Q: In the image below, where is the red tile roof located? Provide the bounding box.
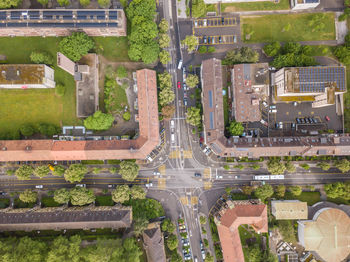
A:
[216,202,268,262]
[0,69,159,161]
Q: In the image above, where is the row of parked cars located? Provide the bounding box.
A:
[178,219,192,261]
[296,117,320,124]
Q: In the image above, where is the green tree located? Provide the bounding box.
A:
[242,185,254,195]
[159,87,175,106]
[159,33,170,48]
[15,165,34,180]
[186,74,199,88]
[55,84,66,97]
[59,32,95,62]
[300,163,310,170]
[334,159,350,173]
[223,47,259,65]
[123,111,131,121]
[247,247,261,262]
[267,160,286,175]
[263,41,281,57]
[70,187,95,206]
[6,236,48,262]
[84,111,114,131]
[19,190,37,203]
[133,217,149,236]
[166,234,178,250]
[98,0,110,7]
[112,185,131,203]
[208,46,216,53]
[121,237,143,262]
[30,51,53,65]
[226,121,244,136]
[254,184,274,201]
[317,161,331,171]
[141,40,160,64]
[37,0,48,5]
[250,164,260,170]
[130,185,146,199]
[34,165,50,178]
[119,161,139,181]
[53,188,70,204]
[275,185,286,198]
[0,0,22,8]
[117,66,128,78]
[159,50,170,64]
[158,72,172,89]
[126,0,156,21]
[46,235,81,262]
[20,125,34,137]
[191,0,206,18]
[52,165,65,176]
[200,216,207,224]
[198,46,207,54]
[57,0,70,6]
[205,253,214,262]
[161,105,175,119]
[181,35,198,52]
[161,218,175,232]
[158,18,169,33]
[186,107,201,126]
[289,185,302,196]
[324,182,350,200]
[64,164,88,183]
[284,161,296,173]
[80,0,90,6]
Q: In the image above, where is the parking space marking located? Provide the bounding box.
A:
[157,178,166,189]
[158,164,166,175]
[191,197,198,205]
[194,17,237,28]
[183,150,192,159]
[180,196,189,205]
[197,34,237,45]
[204,182,212,190]
[169,150,180,159]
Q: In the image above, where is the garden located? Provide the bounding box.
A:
[241,13,335,43]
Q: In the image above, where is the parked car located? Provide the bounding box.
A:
[183,83,188,91]
[194,173,202,177]
[203,36,207,44]
[325,115,330,121]
[219,36,222,43]
[203,19,207,27]
[291,123,296,129]
[76,184,86,188]
[233,35,237,43]
[304,117,309,124]
[270,105,276,109]
[35,185,43,189]
[170,120,175,128]
[145,183,153,188]
[207,36,211,44]
[203,146,211,155]
[262,101,268,107]
[222,17,225,24]
[279,122,283,129]
[296,118,301,124]
[184,98,188,106]
[216,175,223,179]
[269,109,277,113]
[194,20,198,27]
[184,91,187,98]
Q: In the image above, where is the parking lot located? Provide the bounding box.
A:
[193,16,240,46]
[268,101,343,136]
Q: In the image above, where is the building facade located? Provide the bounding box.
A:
[0,64,55,89]
[0,9,126,37]
[290,0,320,10]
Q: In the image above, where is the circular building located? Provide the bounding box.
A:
[298,207,350,262]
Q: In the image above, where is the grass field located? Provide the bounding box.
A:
[284,191,321,205]
[0,36,128,135]
[41,197,61,207]
[242,13,335,43]
[95,195,114,206]
[221,0,289,12]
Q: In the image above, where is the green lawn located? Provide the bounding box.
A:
[96,195,114,206]
[14,198,35,208]
[284,191,321,205]
[0,199,10,209]
[221,0,289,12]
[94,37,130,62]
[41,197,61,207]
[206,4,217,12]
[242,13,335,43]
[308,45,334,57]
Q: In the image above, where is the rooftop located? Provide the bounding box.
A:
[0,64,45,86]
[143,222,166,262]
[271,200,308,220]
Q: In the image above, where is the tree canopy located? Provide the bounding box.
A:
[223,47,259,65]
[161,218,175,233]
[34,165,50,178]
[284,161,296,173]
[161,105,175,119]
[15,165,34,180]
[112,185,131,203]
[0,0,22,8]
[267,160,286,175]
[166,234,178,250]
[158,72,172,89]
[186,107,201,127]
[324,182,350,200]
[317,161,331,171]
[254,184,274,201]
[289,185,302,196]
[70,187,95,206]
[130,185,146,199]
[53,188,71,204]
[30,51,54,65]
[53,165,66,176]
[158,18,169,33]
[84,111,114,131]
[159,50,170,64]
[19,190,38,203]
[191,0,206,18]
[186,74,199,88]
[275,185,286,198]
[59,32,95,62]
[263,42,281,57]
[119,161,140,181]
[159,34,170,48]
[226,121,244,136]
[64,164,88,183]
[334,159,350,173]
[159,87,175,106]
[181,35,199,53]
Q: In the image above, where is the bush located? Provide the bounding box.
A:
[6,169,15,176]
[30,51,53,65]
[105,65,116,79]
[123,111,131,121]
[52,165,65,176]
[300,163,310,170]
[55,84,65,97]
[200,216,207,224]
[117,66,128,78]
[80,0,90,6]
[20,125,34,137]
[207,46,215,53]
[198,46,207,54]
[223,165,230,170]
[57,0,70,6]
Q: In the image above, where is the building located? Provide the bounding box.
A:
[0,205,132,231]
[142,222,166,262]
[291,0,320,10]
[214,200,268,262]
[298,205,350,262]
[271,200,308,220]
[274,66,346,108]
[0,9,126,37]
[232,63,269,122]
[57,52,99,117]
[0,69,159,161]
[0,64,55,89]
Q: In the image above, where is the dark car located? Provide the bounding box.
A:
[194,173,202,177]
[207,36,211,44]
[222,17,225,24]
[219,36,222,43]
[304,117,309,123]
[296,118,301,124]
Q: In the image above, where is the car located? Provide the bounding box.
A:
[202,251,206,260]
[279,122,283,129]
[0,192,6,196]
[203,36,207,44]
[293,101,298,106]
[170,120,175,128]
[184,98,188,106]
[194,20,198,27]
[260,119,268,126]
[183,83,188,91]
[275,123,279,129]
[222,17,225,24]
[200,240,204,249]
[325,115,330,121]
[233,35,237,43]
[153,171,161,176]
[145,183,153,188]
[312,117,318,123]
[270,105,276,109]
[183,241,190,247]
[269,109,277,113]
[300,118,305,124]
[241,132,246,137]
[184,255,191,261]
[203,19,207,27]
[296,118,301,124]
[177,81,181,89]
[107,184,114,188]
[308,117,313,123]
[194,173,202,177]
[207,36,211,44]
[262,101,268,107]
[35,185,43,189]
[216,175,223,179]
[184,91,187,98]
[203,146,211,155]
[219,36,222,43]
[234,175,240,179]
[304,117,309,124]
[291,123,296,129]
[254,129,259,136]
[76,184,86,188]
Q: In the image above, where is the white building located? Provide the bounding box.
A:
[0,64,55,89]
[290,0,320,10]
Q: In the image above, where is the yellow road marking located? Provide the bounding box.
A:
[191,197,198,205]
[157,178,166,189]
[203,168,211,179]
[311,111,314,115]
[180,197,188,205]
[158,165,166,175]
[298,112,301,115]
[169,150,180,159]
[183,150,192,159]
[204,182,212,190]
[286,112,289,115]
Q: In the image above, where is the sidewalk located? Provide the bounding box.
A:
[177,0,188,19]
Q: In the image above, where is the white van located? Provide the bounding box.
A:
[178,59,183,70]
[171,133,175,144]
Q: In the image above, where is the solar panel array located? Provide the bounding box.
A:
[298,67,345,93]
[0,9,119,28]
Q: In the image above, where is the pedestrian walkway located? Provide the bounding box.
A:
[180,196,189,205]
[191,196,198,205]
[183,150,193,159]
[158,178,166,189]
[203,168,211,179]
[169,150,180,159]
[204,181,212,190]
[177,0,187,18]
[158,164,166,175]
